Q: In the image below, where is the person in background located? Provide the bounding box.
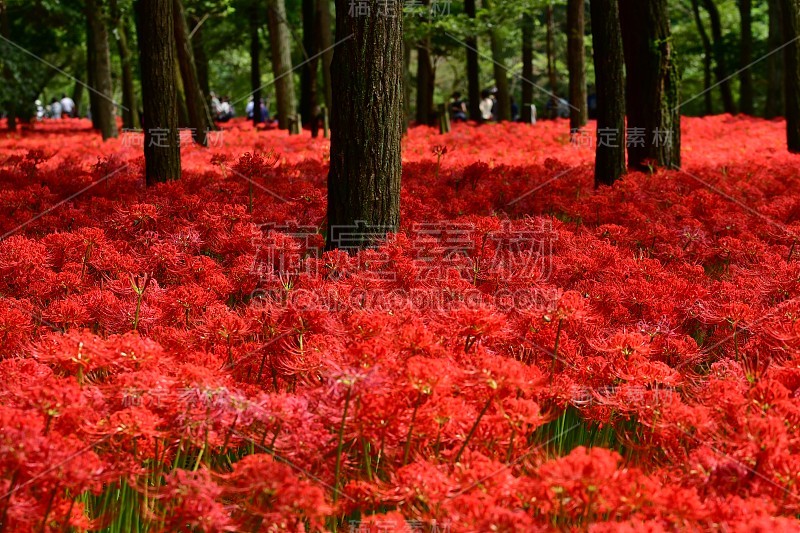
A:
[510,97,520,122]
[34,100,45,120]
[49,97,62,119]
[449,92,467,122]
[60,93,75,118]
[479,90,494,122]
[210,91,222,119]
[245,97,255,119]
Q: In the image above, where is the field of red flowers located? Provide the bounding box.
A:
[1,115,800,531]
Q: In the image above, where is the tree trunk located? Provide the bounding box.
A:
[691,0,714,115]
[86,0,118,140]
[619,0,680,169]
[135,0,181,185]
[300,0,319,126]
[175,57,190,128]
[780,0,800,152]
[701,0,736,114]
[86,17,101,130]
[766,0,784,118]
[174,0,211,145]
[190,15,210,98]
[0,0,15,130]
[266,0,296,129]
[546,3,558,107]
[591,0,626,187]
[415,5,435,126]
[327,0,403,250]
[484,0,510,121]
[116,18,140,129]
[521,12,534,122]
[72,74,85,118]
[738,0,754,115]
[567,0,587,130]
[250,2,263,127]
[317,0,333,111]
[465,0,481,121]
[403,37,411,132]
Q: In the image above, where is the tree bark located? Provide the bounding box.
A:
[591,0,626,187]
[190,15,210,98]
[546,2,558,108]
[266,0,297,129]
[86,0,118,139]
[521,12,534,122]
[327,0,403,250]
[116,18,140,129]
[567,0,587,129]
[485,0,510,121]
[415,3,435,125]
[780,0,800,152]
[738,0,754,115]
[317,0,333,111]
[300,0,320,127]
[0,0,16,130]
[691,0,714,115]
[86,16,101,130]
[701,0,736,114]
[135,0,181,185]
[174,0,211,145]
[465,0,481,121]
[619,0,680,169]
[250,1,264,127]
[766,0,784,118]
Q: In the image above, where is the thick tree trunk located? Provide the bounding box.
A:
[766,0,784,118]
[116,19,139,129]
[591,0,626,187]
[174,0,211,145]
[546,3,558,106]
[465,0,481,121]
[619,0,680,169]
[415,7,435,126]
[250,2,263,127]
[691,0,714,115]
[300,0,319,126]
[780,0,800,152]
[567,0,587,130]
[521,12,534,123]
[135,0,181,185]
[317,0,333,111]
[701,0,736,114]
[266,0,296,129]
[327,0,403,250]
[738,0,754,115]
[86,0,118,140]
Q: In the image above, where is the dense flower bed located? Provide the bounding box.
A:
[1,116,800,531]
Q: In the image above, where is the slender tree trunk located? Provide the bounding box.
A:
[327,0,403,250]
[86,17,101,130]
[175,57,190,128]
[780,0,800,152]
[174,0,210,145]
[403,37,412,132]
[738,0,754,114]
[465,0,481,121]
[484,0,510,121]
[546,2,558,111]
[766,0,784,118]
[591,0,626,187]
[135,0,181,185]
[86,0,118,139]
[266,0,297,129]
[567,0,587,129]
[317,0,333,111]
[116,19,140,129]
[250,2,263,127]
[416,4,435,125]
[0,0,16,130]
[72,74,85,118]
[300,0,319,126]
[521,12,534,122]
[619,0,680,169]
[190,15,210,98]
[691,0,714,115]
[701,0,736,114]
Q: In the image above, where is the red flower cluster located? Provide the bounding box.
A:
[0,115,799,531]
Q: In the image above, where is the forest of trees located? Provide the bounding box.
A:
[1,0,800,246]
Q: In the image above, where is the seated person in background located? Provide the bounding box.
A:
[449,92,468,121]
[479,90,494,122]
[60,94,75,118]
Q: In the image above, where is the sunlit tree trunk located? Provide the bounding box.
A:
[327,0,402,250]
[591,0,626,186]
[135,0,181,184]
[266,0,296,129]
[567,0,587,130]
